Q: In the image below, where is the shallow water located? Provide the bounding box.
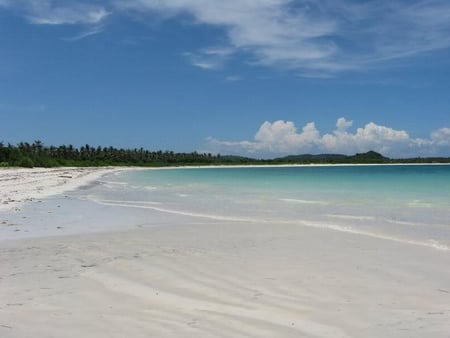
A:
[85,165,450,251]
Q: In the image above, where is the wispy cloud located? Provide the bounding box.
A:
[29,1,109,25]
[224,75,243,82]
[3,1,450,75]
[114,0,450,75]
[183,47,235,70]
[206,118,450,158]
[62,26,105,41]
[2,0,109,25]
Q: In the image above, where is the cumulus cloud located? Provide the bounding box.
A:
[254,121,321,153]
[336,117,353,132]
[206,118,450,158]
[431,128,450,146]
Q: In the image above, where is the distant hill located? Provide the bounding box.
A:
[349,151,390,163]
[274,151,389,164]
[274,154,348,162]
[217,155,256,163]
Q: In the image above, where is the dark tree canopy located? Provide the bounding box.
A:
[0,141,448,168]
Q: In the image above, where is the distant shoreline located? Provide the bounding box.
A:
[2,161,450,171]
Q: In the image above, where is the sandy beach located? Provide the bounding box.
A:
[0,167,122,212]
[1,167,449,337]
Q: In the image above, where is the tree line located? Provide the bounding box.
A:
[1,141,449,168]
[0,141,225,167]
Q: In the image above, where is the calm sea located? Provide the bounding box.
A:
[92,165,450,251]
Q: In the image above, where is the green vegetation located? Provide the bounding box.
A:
[0,141,222,167]
[0,141,449,168]
[274,151,450,164]
[276,151,389,164]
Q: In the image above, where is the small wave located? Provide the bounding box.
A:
[103,181,129,186]
[326,214,375,221]
[96,199,162,205]
[366,218,448,228]
[407,200,433,208]
[385,219,424,226]
[280,198,328,205]
[101,181,131,190]
[300,221,449,252]
[429,240,450,251]
[90,198,259,223]
[89,197,449,252]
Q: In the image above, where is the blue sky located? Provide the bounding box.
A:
[1,0,450,158]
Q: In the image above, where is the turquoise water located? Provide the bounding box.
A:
[91,165,450,250]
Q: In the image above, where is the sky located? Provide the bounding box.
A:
[1,0,450,158]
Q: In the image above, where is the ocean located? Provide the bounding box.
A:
[90,164,450,251]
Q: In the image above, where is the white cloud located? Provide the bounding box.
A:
[206,118,450,158]
[29,2,109,25]
[336,117,353,131]
[3,0,109,25]
[183,47,235,70]
[253,120,321,153]
[3,1,450,74]
[114,0,450,75]
[62,26,105,41]
[115,0,339,72]
[431,128,450,146]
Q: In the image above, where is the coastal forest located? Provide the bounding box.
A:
[0,141,449,167]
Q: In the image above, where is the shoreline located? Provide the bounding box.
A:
[0,167,133,212]
[144,162,450,170]
[1,163,448,211]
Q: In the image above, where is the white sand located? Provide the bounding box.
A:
[0,167,121,212]
[1,168,449,337]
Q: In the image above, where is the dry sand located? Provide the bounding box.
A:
[0,167,120,212]
[1,167,449,337]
